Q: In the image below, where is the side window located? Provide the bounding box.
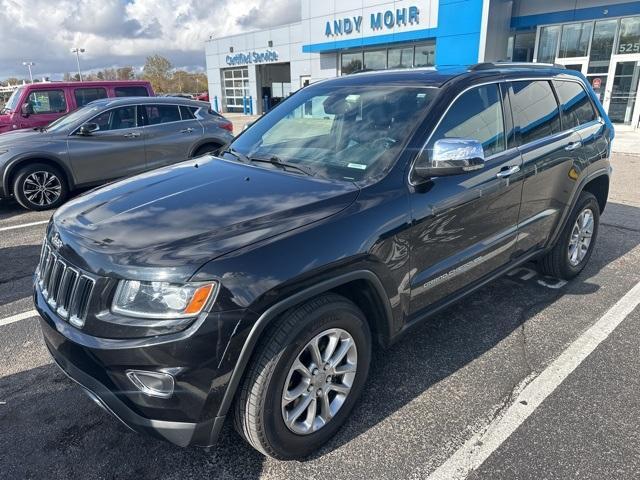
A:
[553,80,597,129]
[114,86,149,97]
[27,90,67,114]
[180,105,196,120]
[510,81,561,145]
[74,88,107,107]
[429,84,506,158]
[90,106,137,131]
[145,105,182,125]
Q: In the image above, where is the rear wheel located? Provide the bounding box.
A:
[538,191,600,279]
[234,293,371,459]
[13,163,68,211]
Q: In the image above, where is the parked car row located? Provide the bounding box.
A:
[0,96,233,210]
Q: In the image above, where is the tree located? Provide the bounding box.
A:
[142,55,173,93]
[96,71,104,80]
[116,66,134,80]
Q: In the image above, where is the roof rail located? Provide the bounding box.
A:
[469,62,566,71]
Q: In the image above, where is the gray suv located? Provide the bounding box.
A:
[0,97,234,210]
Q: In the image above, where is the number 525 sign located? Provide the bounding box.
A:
[618,42,640,54]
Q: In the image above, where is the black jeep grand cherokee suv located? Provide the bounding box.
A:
[35,63,613,459]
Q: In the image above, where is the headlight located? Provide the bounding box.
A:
[112,280,217,319]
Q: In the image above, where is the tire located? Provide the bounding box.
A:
[538,191,600,280]
[193,143,222,157]
[13,163,68,211]
[234,293,371,459]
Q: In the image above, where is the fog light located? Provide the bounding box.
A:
[126,370,175,398]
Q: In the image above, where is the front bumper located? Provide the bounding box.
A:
[35,285,249,447]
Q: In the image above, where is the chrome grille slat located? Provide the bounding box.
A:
[36,240,94,326]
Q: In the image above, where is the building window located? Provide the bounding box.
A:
[589,19,617,73]
[559,22,593,58]
[414,43,435,67]
[341,52,363,75]
[222,67,249,113]
[508,32,535,62]
[388,47,413,68]
[618,16,640,54]
[364,49,387,70]
[538,25,561,63]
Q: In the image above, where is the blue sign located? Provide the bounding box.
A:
[325,6,419,37]
[226,49,278,66]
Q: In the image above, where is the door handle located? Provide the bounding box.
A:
[180,128,194,134]
[496,165,520,178]
[565,141,582,151]
[124,132,140,138]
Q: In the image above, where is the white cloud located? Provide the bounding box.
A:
[0,0,301,79]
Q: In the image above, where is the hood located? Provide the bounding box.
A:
[0,127,51,145]
[53,157,359,281]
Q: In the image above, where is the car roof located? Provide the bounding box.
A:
[320,63,573,88]
[19,81,151,89]
[87,96,207,108]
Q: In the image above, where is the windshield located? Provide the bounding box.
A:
[2,87,24,114]
[229,83,438,184]
[45,105,101,132]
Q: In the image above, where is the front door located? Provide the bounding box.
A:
[408,83,523,317]
[66,105,147,185]
[604,58,640,126]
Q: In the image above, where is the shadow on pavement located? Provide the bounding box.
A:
[0,244,42,305]
[0,203,638,478]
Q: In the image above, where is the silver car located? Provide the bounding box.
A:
[0,97,234,210]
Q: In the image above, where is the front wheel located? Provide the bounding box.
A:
[234,293,371,459]
[538,191,600,279]
[13,163,68,211]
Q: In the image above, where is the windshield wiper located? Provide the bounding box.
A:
[249,155,314,176]
[222,147,250,163]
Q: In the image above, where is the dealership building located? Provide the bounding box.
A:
[205,0,640,126]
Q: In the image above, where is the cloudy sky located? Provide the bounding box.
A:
[0,0,301,80]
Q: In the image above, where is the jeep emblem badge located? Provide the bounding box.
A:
[51,233,63,250]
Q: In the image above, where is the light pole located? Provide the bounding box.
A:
[70,48,85,81]
[22,62,35,83]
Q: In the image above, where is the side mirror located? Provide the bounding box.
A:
[413,138,485,179]
[21,103,33,117]
[78,123,99,136]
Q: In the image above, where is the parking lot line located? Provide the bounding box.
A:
[427,279,640,480]
[0,220,49,233]
[0,310,38,327]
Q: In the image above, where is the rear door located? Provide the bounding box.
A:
[142,104,203,170]
[408,82,524,316]
[66,105,147,185]
[508,80,584,255]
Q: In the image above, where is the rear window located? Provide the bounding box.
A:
[145,105,181,125]
[74,87,107,107]
[510,80,561,145]
[114,86,149,97]
[553,80,597,129]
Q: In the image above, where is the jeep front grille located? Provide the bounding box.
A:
[37,242,95,328]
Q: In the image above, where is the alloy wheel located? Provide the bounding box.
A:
[281,328,358,435]
[568,208,594,266]
[22,171,62,207]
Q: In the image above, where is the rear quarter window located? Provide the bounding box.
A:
[553,80,597,129]
[509,80,561,145]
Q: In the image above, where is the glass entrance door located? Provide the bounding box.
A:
[606,59,640,125]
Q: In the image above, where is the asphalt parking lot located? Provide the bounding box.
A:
[1,153,639,480]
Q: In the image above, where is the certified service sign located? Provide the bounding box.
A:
[226,50,279,66]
